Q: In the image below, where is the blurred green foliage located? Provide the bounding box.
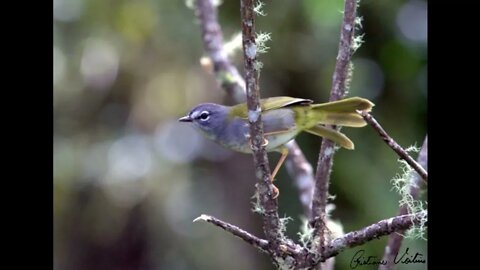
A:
[54,0,427,269]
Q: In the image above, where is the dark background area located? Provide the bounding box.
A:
[54,0,427,269]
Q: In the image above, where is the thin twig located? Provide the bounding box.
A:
[310,0,358,257]
[319,211,427,262]
[379,135,427,270]
[193,214,269,253]
[194,0,315,219]
[359,111,428,182]
[241,0,282,257]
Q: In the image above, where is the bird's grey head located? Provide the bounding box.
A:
[178,103,228,140]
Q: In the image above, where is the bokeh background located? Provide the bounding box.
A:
[54,0,427,269]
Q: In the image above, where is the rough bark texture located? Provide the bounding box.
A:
[240,0,282,259]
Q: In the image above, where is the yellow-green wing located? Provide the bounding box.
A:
[229,96,312,119]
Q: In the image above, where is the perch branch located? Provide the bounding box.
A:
[310,0,357,257]
[379,135,427,270]
[194,0,315,219]
[359,111,428,182]
[241,0,282,256]
[193,214,269,253]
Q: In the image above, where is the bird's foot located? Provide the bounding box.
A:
[248,137,269,150]
[262,138,269,147]
[271,183,279,199]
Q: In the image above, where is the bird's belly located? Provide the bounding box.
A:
[230,129,298,153]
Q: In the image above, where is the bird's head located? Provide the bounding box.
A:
[178,103,229,140]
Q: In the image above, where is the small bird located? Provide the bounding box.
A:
[179,96,374,198]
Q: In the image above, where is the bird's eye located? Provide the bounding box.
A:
[199,111,210,121]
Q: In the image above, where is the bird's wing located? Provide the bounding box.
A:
[261,96,313,111]
[229,96,312,119]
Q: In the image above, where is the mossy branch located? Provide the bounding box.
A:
[193,211,427,269]
[240,0,285,262]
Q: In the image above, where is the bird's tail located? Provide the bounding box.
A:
[304,125,355,149]
[310,97,374,127]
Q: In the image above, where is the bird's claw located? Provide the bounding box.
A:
[271,183,280,199]
[249,137,269,149]
[262,138,269,147]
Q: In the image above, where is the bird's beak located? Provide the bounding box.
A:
[178,115,192,122]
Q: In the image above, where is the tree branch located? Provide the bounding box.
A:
[241,0,282,257]
[319,211,427,262]
[192,210,427,269]
[379,135,427,270]
[195,0,246,102]
[192,2,426,269]
[310,0,357,256]
[193,210,427,269]
[194,0,315,219]
[193,214,269,253]
[359,111,428,182]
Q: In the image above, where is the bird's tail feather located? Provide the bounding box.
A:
[304,125,354,149]
[312,97,374,112]
[310,97,374,127]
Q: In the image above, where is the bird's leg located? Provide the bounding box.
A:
[261,130,292,199]
[271,147,288,180]
[250,130,291,199]
[270,147,289,199]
